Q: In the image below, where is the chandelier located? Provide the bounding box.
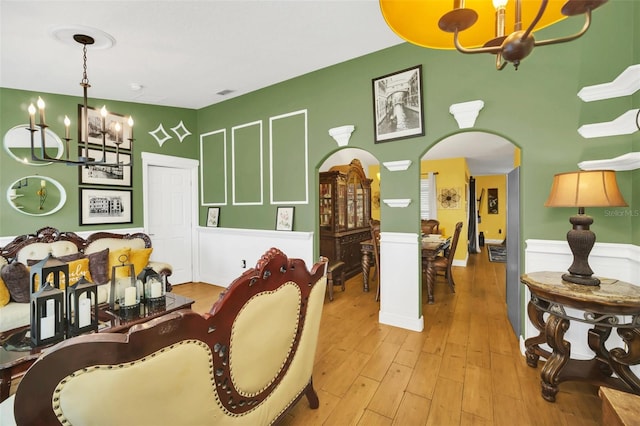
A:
[379,0,608,71]
[27,34,133,166]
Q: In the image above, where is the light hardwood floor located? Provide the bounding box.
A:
[172,246,603,425]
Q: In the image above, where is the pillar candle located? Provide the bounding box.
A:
[79,298,91,328]
[46,298,55,317]
[150,280,162,298]
[124,286,137,306]
[41,315,55,340]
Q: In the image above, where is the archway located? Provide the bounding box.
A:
[420,131,522,335]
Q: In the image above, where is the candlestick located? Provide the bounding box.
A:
[37,97,46,126]
[28,104,36,129]
[79,298,91,328]
[64,115,70,139]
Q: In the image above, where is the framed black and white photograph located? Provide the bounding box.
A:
[488,188,499,214]
[372,65,424,143]
[79,188,132,225]
[79,105,132,150]
[207,207,220,227]
[78,149,132,187]
[275,206,294,231]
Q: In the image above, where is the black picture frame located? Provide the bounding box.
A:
[488,188,499,214]
[79,188,133,225]
[207,207,220,227]
[78,148,132,187]
[275,206,294,231]
[78,105,132,150]
[372,65,424,143]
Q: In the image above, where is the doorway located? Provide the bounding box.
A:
[142,152,199,284]
[421,131,521,336]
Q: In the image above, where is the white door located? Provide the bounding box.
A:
[144,155,197,284]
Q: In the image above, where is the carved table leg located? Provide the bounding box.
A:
[524,299,549,368]
[610,328,640,393]
[540,314,571,402]
[361,251,371,292]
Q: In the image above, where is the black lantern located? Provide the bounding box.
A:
[66,276,99,337]
[30,254,69,293]
[109,254,139,319]
[137,267,166,309]
[30,282,65,346]
[29,255,69,346]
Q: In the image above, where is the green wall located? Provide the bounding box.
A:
[196,1,637,245]
[0,88,197,235]
[1,1,637,249]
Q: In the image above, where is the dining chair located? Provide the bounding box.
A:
[370,220,381,302]
[421,219,440,235]
[431,221,463,293]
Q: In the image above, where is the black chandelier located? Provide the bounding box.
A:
[27,34,133,167]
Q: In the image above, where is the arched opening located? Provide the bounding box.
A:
[420,131,522,334]
[318,147,380,300]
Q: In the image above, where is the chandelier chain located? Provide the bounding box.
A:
[81,43,89,87]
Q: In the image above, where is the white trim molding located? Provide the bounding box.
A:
[449,100,484,129]
[577,64,640,102]
[383,160,412,171]
[577,109,639,138]
[382,198,411,208]
[578,152,640,171]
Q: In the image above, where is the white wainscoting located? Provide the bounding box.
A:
[378,232,424,332]
[524,239,640,376]
[195,227,314,287]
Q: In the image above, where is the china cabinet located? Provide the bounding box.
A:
[320,159,372,279]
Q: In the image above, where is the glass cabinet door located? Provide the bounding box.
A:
[337,180,346,230]
[319,183,332,229]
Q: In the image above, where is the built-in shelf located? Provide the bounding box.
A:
[577,64,640,102]
[578,152,640,171]
[578,109,639,138]
[382,198,411,208]
[383,160,411,171]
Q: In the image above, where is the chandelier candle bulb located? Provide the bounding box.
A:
[28,104,35,129]
[37,97,45,125]
[128,116,134,140]
[64,115,70,139]
[100,106,107,130]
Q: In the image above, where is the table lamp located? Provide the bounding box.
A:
[544,170,627,286]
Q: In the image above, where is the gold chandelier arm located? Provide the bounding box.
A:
[533,10,592,47]
[495,53,508,71]
[520,0,549,41]
[452,29,501,55]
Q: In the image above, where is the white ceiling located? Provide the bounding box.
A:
[1,0,514,175]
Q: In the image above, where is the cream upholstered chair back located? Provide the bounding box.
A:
[8,248,327,426]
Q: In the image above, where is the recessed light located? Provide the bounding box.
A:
[130,83,143,91]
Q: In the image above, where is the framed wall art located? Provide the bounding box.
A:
[488,188,499,214]
[207,207,220,227]
[79,188,132,225]
[78,148,132,186]
[275,206,294,231]
[78,105,132,150]
[372,65,424,143]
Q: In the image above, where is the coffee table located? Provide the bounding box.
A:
[0,292,194,401]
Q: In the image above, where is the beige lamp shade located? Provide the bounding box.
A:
[544,170,628,208]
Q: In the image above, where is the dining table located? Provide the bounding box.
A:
[359,235,450,303]
[422,236,450,304]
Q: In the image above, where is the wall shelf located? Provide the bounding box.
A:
[578,152,640,171]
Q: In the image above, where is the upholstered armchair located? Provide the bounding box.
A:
[0,248,327,425]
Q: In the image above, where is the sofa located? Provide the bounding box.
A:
[0,227,172,334]
[0,248,328,425]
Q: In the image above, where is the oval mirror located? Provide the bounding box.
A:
[7,176,67,216]
[3,124,65,166]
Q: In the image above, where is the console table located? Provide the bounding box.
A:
[521,271,640,402]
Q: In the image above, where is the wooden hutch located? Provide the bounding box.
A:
[319,159,372,279]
